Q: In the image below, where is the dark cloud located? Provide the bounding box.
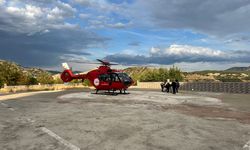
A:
[224,36,250,44]
[0,0,108,67]
[0,29,107,67]
[104,54,226,65]
[132,0,250,37]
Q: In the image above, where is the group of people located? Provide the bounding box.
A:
[160,79,180,94]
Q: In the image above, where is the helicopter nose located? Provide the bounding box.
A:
[124,78,133,86]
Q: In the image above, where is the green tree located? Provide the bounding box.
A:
[83,79,92,86]
[36,72,54,84]
[0,77,4,88]
[0,61,22,85]
[53,77,63,84]
[139,66,183,82]
[158,68,169,81]
[168,66,183,81]
[28,77,38,85]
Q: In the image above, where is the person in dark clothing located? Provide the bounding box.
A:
[176,79,180,93]
[160,82,166,92]
[165,82,171,93]
[171,80,177,94]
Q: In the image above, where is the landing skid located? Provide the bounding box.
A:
[91,89,130,95]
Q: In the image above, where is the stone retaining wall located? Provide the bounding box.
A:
[180,82,250,94]
[1,82,249,94]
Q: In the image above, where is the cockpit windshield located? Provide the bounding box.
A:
[117,73,130,81]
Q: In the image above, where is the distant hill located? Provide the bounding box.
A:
[124,66,250,82]
[0,60,55,86]
[124,66,183,82]
[124,67,152,79]
[1,59,249,85]
[225,66,250,72]
[47,70,61,75]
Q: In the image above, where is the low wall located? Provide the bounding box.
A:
[133,82,162,89]
[1,82,249,94]
[180,82,250,94]
[0,83,86,93]
[133,81,250,94]
[132,81,185,89]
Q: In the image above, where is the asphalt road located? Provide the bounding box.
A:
[0,89,250,150]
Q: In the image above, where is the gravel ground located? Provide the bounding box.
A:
[0,89,250,150]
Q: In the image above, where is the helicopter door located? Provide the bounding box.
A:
[109,73,122,88]
[110,73,120,83]
[98,74,111,87]
[109,73,120,86]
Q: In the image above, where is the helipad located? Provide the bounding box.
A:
[0,89,250,150]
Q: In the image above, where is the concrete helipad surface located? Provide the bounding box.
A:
[0,89,250,150]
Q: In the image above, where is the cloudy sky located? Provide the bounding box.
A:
[0,0,250,71]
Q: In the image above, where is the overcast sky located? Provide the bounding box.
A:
[0,0,250,71]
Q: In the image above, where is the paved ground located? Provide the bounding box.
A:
[0,89,250,150]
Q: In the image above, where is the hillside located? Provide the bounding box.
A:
[0,60,55,87]
[123,67,152,81]
[1,59,249,86]
[124,66,250,82]
[124,66,183,82]
[225,66,250,72]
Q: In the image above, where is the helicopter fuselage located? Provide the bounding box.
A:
[61,65,134,92]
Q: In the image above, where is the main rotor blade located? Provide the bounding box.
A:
[67,60,101,64]
[68,59,119,66]
[96,59,119,65]
[96,59,105,64]
[109,63,119,65]
[97,59,110,65]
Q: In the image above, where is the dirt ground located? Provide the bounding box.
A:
[0,89,250,150]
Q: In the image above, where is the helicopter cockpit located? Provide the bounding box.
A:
[116,72,133,86]
[98,72,132,86]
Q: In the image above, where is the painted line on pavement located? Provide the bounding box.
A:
[243,140,250,150]
[1,98,79,150]
[0,102,15,111]
[40,127,80,150]
[0,90,63,101]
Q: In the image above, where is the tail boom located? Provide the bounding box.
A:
[61,69,86,82]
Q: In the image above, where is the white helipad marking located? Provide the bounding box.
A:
[58,91,223,106]
[9,107,15,111]
[0,102,15,111]
[40,127,80,150]
[1,99,79,150]
[243,140,250,150]
[1,102,8,107]
[24,117,36,123]
[0,90,62,101]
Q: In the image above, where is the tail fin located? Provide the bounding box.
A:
[60,62,87,82]
[62,62,70,70]
[61,62,74,82]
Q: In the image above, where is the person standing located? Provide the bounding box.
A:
[165,82,171,93]
[160,81,166,92]
[171,80,177,94]
[176,79,180,93]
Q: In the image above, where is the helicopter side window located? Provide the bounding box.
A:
[99,74,110,82]
[110,73,120,82]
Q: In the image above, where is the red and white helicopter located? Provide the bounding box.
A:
[61,59,134,94]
